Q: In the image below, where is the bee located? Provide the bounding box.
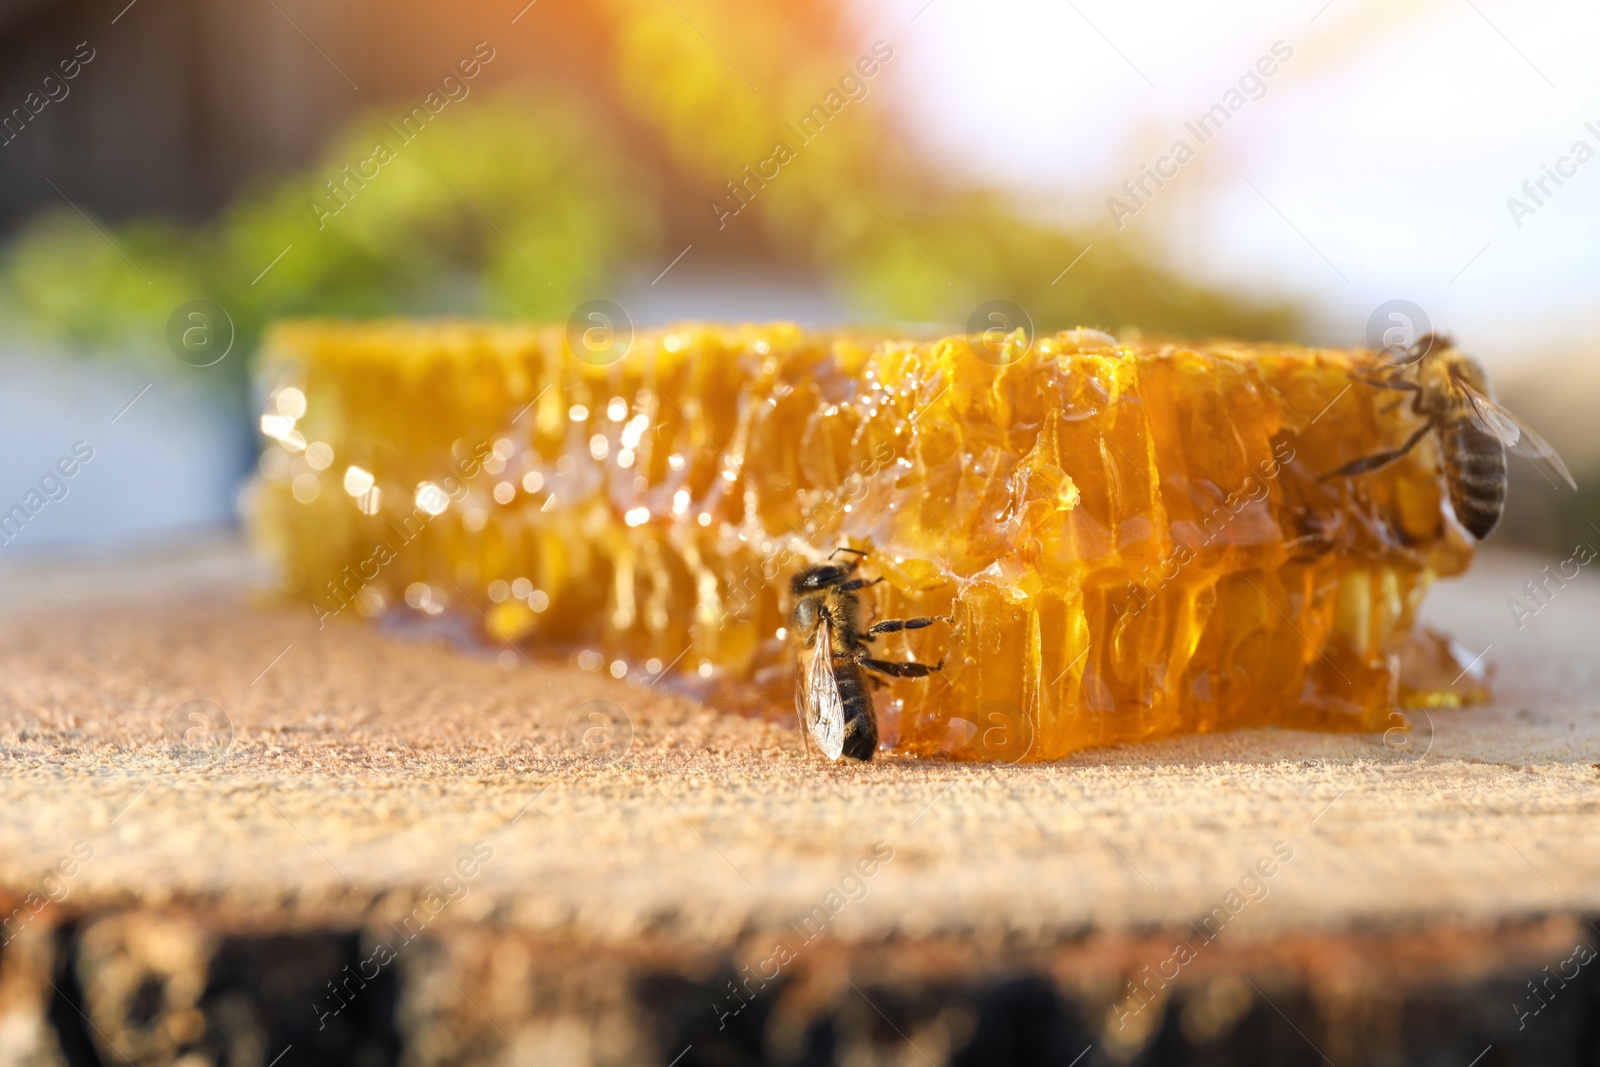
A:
[790,548,947,761]
[1326,333,1576,539]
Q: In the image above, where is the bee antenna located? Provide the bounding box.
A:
[1378,344,1425,370]
[829,546,869,560]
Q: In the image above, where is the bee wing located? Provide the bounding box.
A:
[1450,372,1521,447]
[1508,418,1579,490]
[1452,373,1578,490]
[797,624,845,761]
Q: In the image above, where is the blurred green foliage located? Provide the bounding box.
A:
[0,92,654,371]
[0,0,1297,380]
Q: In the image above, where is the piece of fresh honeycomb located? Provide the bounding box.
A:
[248,321,1484,761]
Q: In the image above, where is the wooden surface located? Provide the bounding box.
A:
[2,538,1597,943]
[4,539,1600,1065]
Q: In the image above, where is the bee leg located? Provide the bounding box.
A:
[862,657,944,678]
[1320,420,1436,480]
[837,577,884,594]
[866,615,949,636]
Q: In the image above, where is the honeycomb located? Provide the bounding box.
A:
[248,321,1483,761]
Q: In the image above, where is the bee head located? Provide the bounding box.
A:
[1407,331,1456,364]
[791,563,849,595]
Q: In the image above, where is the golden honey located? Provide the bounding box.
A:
[248,321,1481,760]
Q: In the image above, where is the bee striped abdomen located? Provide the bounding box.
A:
[1445,419,1507,539]
[833,659,879,761]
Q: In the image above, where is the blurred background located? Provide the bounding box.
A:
[0,0,1594,556]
